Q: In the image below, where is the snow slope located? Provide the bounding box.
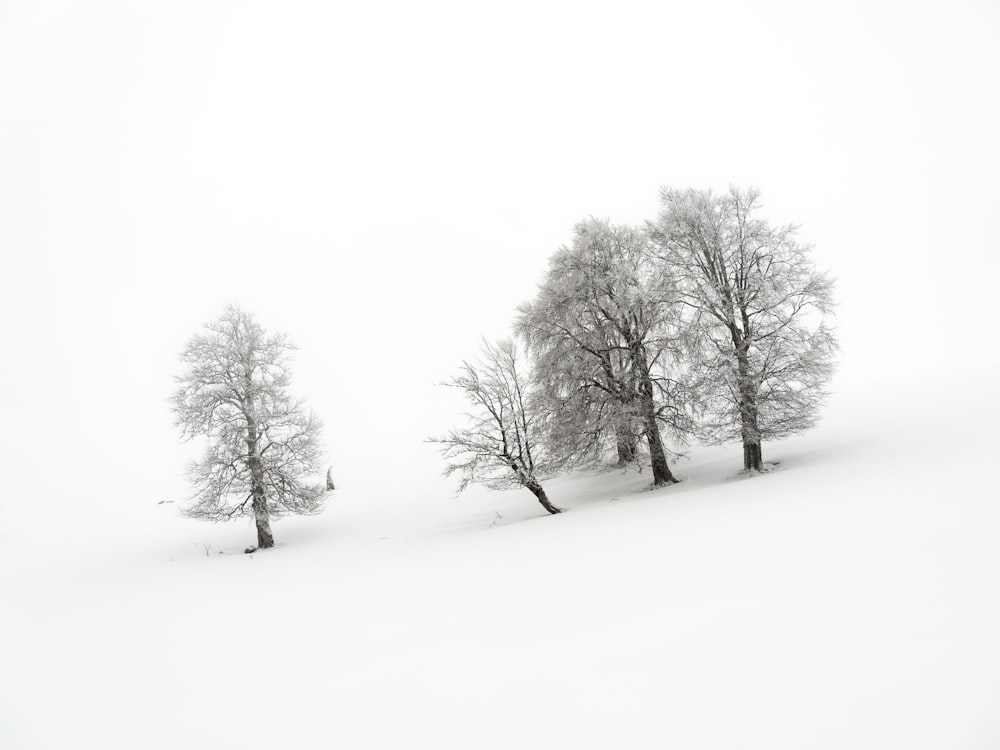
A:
[2,371,999,749]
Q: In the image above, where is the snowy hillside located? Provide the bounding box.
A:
[2,3,998,746]
[3,371,998,749]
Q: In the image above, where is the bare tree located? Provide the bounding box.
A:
[432,338,564,514]
[172,306,326,549]
[651,187,837,472]
[517,218,687,486]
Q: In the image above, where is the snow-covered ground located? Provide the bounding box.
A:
[3,370,998,749]
[2,1,997,746]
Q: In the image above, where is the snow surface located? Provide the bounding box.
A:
[3,371,999,749]
[2,1,998,747]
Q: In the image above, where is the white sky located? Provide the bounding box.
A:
[1,0,998,530]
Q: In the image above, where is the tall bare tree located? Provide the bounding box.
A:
[517,218,686,486]
[172,306,326,549]
[432,338,564,514]
[651,187,837,471]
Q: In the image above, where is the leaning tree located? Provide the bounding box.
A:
[432,338,565,514]
[651,186,837,472]
[172,306,326,549]
[517,218,687,487]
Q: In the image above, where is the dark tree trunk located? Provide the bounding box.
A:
[739,393,763,472]
[632,344,678,487]
[735,347,763,473]
[247,416,275,549]
[743,441,763,472]
[643,415,677,486]
[526,482,564,514]
[615,427,638,466]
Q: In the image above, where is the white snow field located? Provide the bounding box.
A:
[2,0,998,747]
[2,370,998,750]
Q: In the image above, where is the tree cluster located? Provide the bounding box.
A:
[434,186,837,513]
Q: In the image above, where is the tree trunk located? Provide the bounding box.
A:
[632,345,678,487]
[247,416,275,548]
[740,399,764,472]
[743,440,763,472]
[615,426,638,466]
[253,492,274,548]
[644,414,677,486]
[526,481,563,514]
[736,348,764,473]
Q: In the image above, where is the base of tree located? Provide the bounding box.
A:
[743,441,764,473]
[527,483,564,514]
[244,546,256,554]
[255,514,275,549]
[538,499,565,514]
[737,461,782,478]
[651,475,681,488]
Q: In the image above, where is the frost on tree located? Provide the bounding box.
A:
[517,219,689,487]
[172,306,326,549]
[432,338,565,515]
[651,187,837,472]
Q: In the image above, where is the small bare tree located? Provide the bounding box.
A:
[651,187,837,471]
[432,339,564,514]
[172,306,326,549]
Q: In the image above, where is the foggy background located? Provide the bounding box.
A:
[1,0,997,544]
